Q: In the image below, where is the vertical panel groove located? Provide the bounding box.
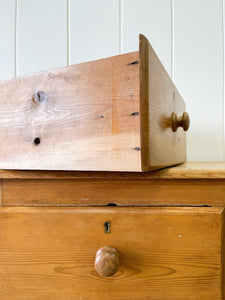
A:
[15,0,18,76]
[122,0,171,75]
[119,0,122,54]
[67,0,70,65]
[171,0,174,80]
[223,0,225,161]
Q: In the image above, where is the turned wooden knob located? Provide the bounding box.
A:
[172,112,190,132]
[95,246,120,277]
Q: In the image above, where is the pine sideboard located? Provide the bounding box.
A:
[0,162,224,299]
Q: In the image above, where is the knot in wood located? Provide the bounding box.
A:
[34,91,47,103]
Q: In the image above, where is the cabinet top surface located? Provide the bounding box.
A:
[0,162,225,180]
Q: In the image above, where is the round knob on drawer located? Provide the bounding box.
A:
[172,112,190,132]
[95,246,120,277]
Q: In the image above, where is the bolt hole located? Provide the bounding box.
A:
[104,221,111,233]
[131,112,139,116]
[128,60,139,65]
[34,137,41,145]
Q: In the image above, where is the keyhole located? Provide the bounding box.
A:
[104,221,111,233]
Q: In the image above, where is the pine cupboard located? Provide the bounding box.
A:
[0,162,224,299]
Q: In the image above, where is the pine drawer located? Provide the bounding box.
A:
[0,207,223,299]
[0,35,189,172]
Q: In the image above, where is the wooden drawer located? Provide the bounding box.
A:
[0,207,223,299]
[3,177,225,207]
[0,34,189,172]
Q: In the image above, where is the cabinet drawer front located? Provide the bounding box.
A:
[0,207,223,299]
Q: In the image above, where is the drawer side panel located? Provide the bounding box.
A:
[0,52,140,171]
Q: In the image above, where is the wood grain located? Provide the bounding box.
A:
[0,34,189,172]
[139,34,187,171]
[0,51,140,171]
[0,162,225,180]
[3,178,225,207]
[222,208,225,299]
[0,207,222,299]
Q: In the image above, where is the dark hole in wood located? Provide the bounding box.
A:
[128,60,139,65]
[104,221,111,233]
[107,203,117,206]
[131,112,139,116]
[134,147,141,151]
[34,137,41,145]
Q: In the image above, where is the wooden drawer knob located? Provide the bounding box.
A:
[95,246,120,277]
[172,112,190,132]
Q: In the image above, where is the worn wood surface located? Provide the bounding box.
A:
[0,207,222,299]
[0,34,189,172]
[3,178,225,207]
[222,209,225,299]
[0,51,141,171]
[139,34,187,171]
[0,162,225,180]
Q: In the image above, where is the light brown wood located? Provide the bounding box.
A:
[0,52,141,171]
[0,207,222,299]
[0,34,188,172]
[95,246,120,277]
[139,34,187,171]
[0,162,225,179]
[3,178,225,207]
[222,210,225,299]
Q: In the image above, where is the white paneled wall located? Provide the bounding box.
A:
[0,0,224,161]
[173,0,224,161]
[0,0,15,79]
[122,0,172,75]
[70,0,120,64]
[17,0,67,75]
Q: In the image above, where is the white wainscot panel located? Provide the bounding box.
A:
[174,0,223,161]
[70,0,120,64]
[0,0,15,81]
[122,0,172,75]
[17,0,67,75]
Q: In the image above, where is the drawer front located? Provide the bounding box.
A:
[0,207,223,299]
[3,178,225,207]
